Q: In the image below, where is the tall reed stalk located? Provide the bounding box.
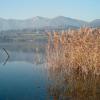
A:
[46,28,100,100]
[47,28,100,76]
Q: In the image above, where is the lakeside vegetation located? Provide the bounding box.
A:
[46,28,100,99]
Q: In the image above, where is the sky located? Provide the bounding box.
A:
[0,0,100,21]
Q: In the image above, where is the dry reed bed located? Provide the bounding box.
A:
[46,28,100,99]
[47,28,100,76]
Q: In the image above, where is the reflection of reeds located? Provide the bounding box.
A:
[46,28,100,100]
[48,71,100,100]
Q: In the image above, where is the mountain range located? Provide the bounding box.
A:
[0,16,100,31]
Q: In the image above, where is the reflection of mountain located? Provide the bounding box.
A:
[0,16,100,31]
[8,51,45,64]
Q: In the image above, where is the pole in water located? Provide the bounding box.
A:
[0,48,10,65]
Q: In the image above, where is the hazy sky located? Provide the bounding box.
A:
[0,0,100,21]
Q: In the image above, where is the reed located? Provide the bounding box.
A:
[46,28,100,99]
[46,27,100,76]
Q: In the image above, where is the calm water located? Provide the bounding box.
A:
[0,44,100,100]
[0,62,49,100]
[0,44,52,100]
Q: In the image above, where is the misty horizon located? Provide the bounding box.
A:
[0,16,100,22]
[0,0,100,21]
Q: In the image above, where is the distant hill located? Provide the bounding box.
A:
[89,19,100,28]
[0,16,100,31]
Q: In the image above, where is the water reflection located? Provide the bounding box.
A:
[0,42,46,65]
[0,44,100,100]
[0,44,49,100]
[47,69,100,100]
[0,47,45,65]
[0,62,48,100]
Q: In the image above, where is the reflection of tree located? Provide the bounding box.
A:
[34,47,44,64]
[47,69,100,100]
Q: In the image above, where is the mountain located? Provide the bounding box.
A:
[0,16,100,31]
[89,19,100,28]
[48,16,87,27]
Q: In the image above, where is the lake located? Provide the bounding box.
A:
[0,43,100,100]
[0,43,53,100]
